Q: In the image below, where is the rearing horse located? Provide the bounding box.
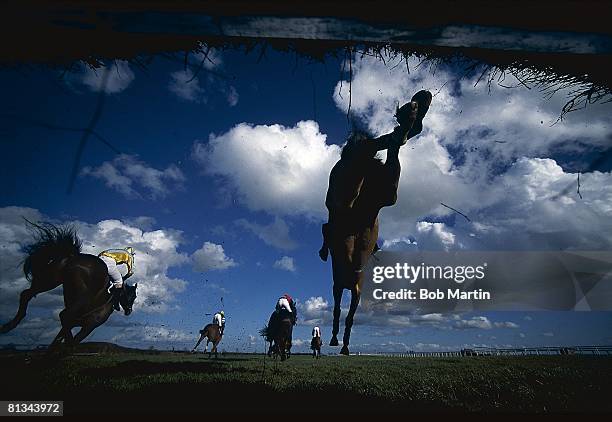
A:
[0,220,137,348]
[322,91,432,355]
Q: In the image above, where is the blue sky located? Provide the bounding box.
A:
[1,47,611,353]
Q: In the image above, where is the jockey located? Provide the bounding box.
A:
[312,326,321,339]
[276,294,297,325]
[213,310,225,336]
[98,246,135,311]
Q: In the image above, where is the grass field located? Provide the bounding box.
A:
[1,345,612,414]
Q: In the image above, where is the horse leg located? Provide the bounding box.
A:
[0,288,39,334]
[340,287,361,355]
[49,327,67,349]
[71,309,110,345]
[57,290,94,338]
[329,284,343,346]
[192,335,204,353]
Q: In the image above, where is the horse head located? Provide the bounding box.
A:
[120,283,137,316]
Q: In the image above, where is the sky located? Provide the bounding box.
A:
[1,46,611,353]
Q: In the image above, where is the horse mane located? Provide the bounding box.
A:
[22,218,82,282]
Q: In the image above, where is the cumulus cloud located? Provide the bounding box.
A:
[299,296,331,325]
[273,256,296,272]
[81,154,185,200]
[235,217,297,250]
[192,242,237,271]
[79,61,135,94]
[454,316,493,329]
[192,121,340,220]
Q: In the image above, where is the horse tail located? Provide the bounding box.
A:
[22,219,82,283]
[259,324,272,343]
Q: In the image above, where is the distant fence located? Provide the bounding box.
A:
[364,345,612,357]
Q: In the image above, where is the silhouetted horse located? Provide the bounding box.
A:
[0,221,137,349]
[311,336,322,358]
[322,91,432,355]
[262,310,293,361]
[192,323,223,357]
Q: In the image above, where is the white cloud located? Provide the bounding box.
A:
[494,321,519,328]
[543,332,555,337]
[273,256,296,272]
[192,121,340,220]
[168,69,205,102]
[415,221,458,250]
[299,296,331,325]
[235,217,297,250]
[81,154,185,200]
[454,316,493,329]
[292,338,307,347]
[192,242,237,271]
[80,61,135,94]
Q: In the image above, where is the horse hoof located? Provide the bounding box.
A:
[340,345,350,355]
[329,336,339,346]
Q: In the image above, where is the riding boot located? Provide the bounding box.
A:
[111,288,121,311]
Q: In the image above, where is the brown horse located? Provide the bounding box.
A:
[0,221,137,349]
[271,316,293,361]
[322,91,432,355]
[262,311,293,361]
[311,336,322,358]
[192,323,223,357]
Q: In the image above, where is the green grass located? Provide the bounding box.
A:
[1,350,611,413]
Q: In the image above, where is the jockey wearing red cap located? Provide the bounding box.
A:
[276,293,297,325]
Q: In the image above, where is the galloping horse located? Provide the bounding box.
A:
[322,91,432,355]
[192,323,223,357]
[271,316,293,361]
[262,310,293,361]
[0,221,137,348]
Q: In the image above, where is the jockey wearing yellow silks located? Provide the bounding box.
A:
[98,246,135,311]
